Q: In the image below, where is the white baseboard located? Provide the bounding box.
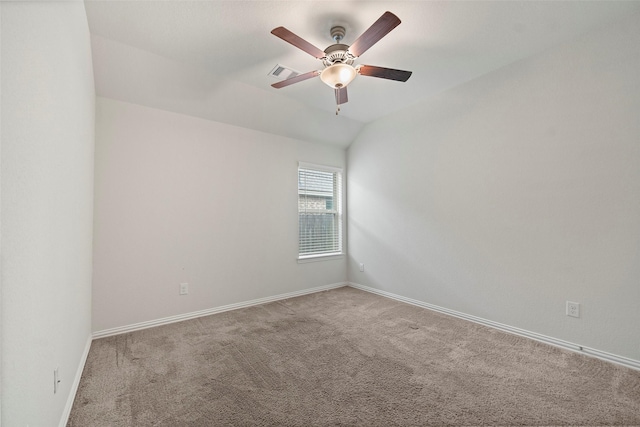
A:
[348,282,640,371]
[59,334,92,427]
[92,282,348,339]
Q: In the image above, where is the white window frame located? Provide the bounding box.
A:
[297,162,344,261]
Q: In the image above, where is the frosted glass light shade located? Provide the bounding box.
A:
[320,64,357,88]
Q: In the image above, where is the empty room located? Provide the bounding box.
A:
[2,1,640,426]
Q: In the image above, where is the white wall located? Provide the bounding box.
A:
[347,13,640,360]
[92,98,346,332]
[1,2,95,426]
[0,4,3,423]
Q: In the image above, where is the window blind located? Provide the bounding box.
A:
[298,164,343,258]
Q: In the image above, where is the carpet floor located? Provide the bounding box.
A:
[68,287,640,426]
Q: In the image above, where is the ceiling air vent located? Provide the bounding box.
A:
[269,64,299,80]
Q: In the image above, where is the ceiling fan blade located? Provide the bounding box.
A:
[358,65,412,82]
[271,27,326,59]
[335,87,348,105]
[348,11,401,58]
[271,70,320,89]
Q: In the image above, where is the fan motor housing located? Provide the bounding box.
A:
[323,43,354,67]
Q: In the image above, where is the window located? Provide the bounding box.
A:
[298,163,343,259]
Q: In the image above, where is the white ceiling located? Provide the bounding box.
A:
[85,1,640,148]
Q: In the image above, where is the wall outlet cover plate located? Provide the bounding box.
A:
[566,301,580,318]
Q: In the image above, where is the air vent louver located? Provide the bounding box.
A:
[269,64,299,80]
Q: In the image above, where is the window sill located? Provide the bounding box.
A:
[297,253,344,263]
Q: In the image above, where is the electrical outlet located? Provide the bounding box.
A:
[179,283,189,295]
[359,263,364,272]
[566,301,580,318]
[53,368,60,394]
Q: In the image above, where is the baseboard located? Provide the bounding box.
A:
[348,282,640,371]
[59,333,92,427]
[92,282,348,339]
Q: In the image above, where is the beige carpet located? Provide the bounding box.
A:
[68,287,640,426]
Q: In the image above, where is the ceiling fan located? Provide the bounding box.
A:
[270,11,412,114]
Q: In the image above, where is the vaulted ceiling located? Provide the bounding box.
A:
[85,1,640,147]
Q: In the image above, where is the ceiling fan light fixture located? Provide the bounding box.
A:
[320,63,357,89]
